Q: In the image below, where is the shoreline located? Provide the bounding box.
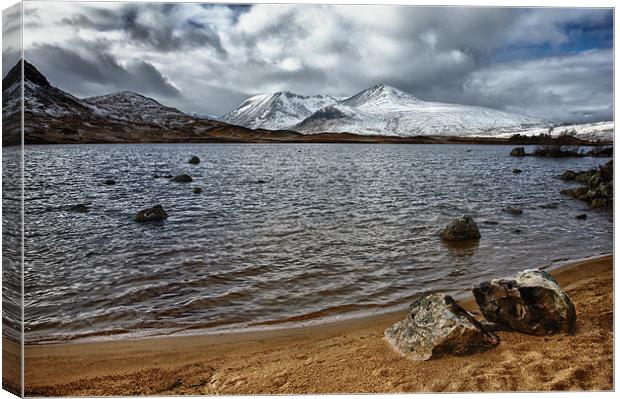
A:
[14,253,613,394]
[22,252,612,347]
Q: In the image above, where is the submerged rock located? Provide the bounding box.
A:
[539,203,559,209]
[188,156,200,164]
[472,270,576,335]
[440,215,481,241]
[385,293,499,361]
[102,179,116,185]
[134,205,169,222]
[510,147,526,157]
[503,207,523,215]
[575,213,587,220]
[512,169,523,174]
[193,187,203,194]
[67,204,90,213]
[482,220,498,225]
[171,174,193,183]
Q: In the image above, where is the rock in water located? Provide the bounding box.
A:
[385,294,499,361]
[188,156,200,164]
[510,147,526,157]
[575,213,587,220]
[503,207,523,215]
[67,204,90,213]
[472,270,576,335]
[560,170,577,181]
[103,179,116,185]
[512,169,523,174]
[134,205,169,222]
[193,187,203,194]
[171,174,193,183]
[440,215,481,241]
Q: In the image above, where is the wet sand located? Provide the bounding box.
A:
[12,254,613,395]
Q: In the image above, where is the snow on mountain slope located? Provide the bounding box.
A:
[84,91,194,126]
[221,91,337,130]
[294,84,543,136]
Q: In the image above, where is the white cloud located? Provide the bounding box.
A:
[11,2,612,122]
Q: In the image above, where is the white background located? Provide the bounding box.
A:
[0,1,616,399]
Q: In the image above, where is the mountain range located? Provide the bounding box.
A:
[1,60,612,145]
[222,84,543,136]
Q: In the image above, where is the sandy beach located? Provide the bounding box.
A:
[8,254,612,395]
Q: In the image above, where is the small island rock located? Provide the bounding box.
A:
[510,147,526,157]
[134,205,169,222]
[188,156,200,164]
[171,174,193,183]
[440,215,481,241]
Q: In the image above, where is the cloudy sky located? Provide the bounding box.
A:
[3,2,613,122]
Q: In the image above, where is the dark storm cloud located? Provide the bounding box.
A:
[58,3,226,55]
[26,43,180,98]
[20,3,613,121]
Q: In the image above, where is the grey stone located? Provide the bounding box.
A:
[134,205,169,222]
[440,215,481,241]
[472,270,576,335]
[385,293,499,361]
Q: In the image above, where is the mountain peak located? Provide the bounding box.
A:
[341,83,420,108]
[3,59,51,89]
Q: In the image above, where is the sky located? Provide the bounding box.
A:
[2,2,614,123]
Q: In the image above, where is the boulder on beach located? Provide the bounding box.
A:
[510,147,526,157]
[472,270,576,335]
[188,156,200,164]
[171,174,193,183]
[385,293,499,361]
[440,215,481,241]
[134,205,169,222]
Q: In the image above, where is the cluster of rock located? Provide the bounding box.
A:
[385,270,576,361]
[560,160,613,209]
[70,155,204,221]
[133,156,203,222]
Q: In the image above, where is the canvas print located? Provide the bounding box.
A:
[1,1,614,396]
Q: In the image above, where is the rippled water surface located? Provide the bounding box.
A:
[21,144,612,343]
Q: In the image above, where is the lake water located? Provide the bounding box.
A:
[9,143,613,343]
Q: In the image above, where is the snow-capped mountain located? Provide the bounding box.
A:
[293,84,543,136]
[221,91,337,130]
